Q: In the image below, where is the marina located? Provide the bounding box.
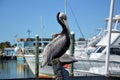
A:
[0,0,120,80]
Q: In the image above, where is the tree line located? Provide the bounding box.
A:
[0,41,11,49]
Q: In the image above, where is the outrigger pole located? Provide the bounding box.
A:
[105,0,114,77]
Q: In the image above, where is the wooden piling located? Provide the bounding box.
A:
[35,35,39,77]
[69,32,75,76]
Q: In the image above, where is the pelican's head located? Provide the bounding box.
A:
[57,12,71,38]
[59,12,67,21]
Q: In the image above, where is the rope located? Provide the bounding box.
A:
[67,2,85,39]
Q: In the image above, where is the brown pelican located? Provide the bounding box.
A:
[41,12,71,67]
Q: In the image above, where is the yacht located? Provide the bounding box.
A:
[74,14,120,77]
[24,45,54,78]
[73,28,103,59]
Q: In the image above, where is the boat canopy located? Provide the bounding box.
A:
[105,15,120,23]
[96,31,120,46]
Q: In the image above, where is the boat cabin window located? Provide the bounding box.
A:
[110,48,120,55]
[96,47,106,53]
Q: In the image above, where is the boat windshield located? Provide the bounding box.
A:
[96,46,106,53]
[110,48,120,55]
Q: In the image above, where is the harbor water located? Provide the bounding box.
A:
[0,60,35,79]
[0,59,120,80]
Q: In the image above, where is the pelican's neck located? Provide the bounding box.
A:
[57,13,68,34]
[61,25,68,34]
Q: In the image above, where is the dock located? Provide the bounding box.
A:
[0,55,16,60]
[4,76,120,80]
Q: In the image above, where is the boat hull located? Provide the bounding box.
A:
[24,55,54,78]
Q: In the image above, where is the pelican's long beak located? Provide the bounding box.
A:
[63,19,72,39]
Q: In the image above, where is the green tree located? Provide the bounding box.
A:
[4,41,11,47]
[0,41,11,49]
[77,38,85,41]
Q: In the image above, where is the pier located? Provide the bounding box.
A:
[0,55,16,60]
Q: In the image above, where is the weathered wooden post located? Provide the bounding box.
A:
[69,32,75,76]
[35,35,39,77]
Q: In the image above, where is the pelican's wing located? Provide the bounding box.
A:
[41,35,69,67]
[50,35,69,59]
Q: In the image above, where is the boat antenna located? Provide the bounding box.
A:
[40,16,44,48]
[64,0,67,14]
[27,29,31,38]
[114,0,119,15]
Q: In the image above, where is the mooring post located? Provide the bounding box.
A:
[69,32,75,76]
[35,35,39,77]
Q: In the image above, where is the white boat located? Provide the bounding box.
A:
[24,45,55,78]
[73,28,103,59]
[74,14,120,77]
[24,46,76,78]
[74,0,120,76]
[24,54,54,78]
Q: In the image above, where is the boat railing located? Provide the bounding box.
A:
[74,59,120,77]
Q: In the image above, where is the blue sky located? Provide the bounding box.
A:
[0,0,120,44]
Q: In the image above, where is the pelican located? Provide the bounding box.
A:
[41,12,71,67]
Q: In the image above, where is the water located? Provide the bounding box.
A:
[0,60,119,80]
[0,60,35,79]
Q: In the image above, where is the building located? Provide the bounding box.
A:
[17,38,52,47]
[16,38,52,54]
[2,37,52,60]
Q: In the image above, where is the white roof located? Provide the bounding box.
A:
[97,31,120,46]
